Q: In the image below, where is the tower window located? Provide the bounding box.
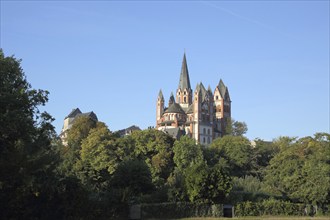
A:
[184,97,186,103]
[184,91,186,95]
[216,96,219,100]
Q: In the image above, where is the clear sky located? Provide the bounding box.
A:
[1,1,329,141]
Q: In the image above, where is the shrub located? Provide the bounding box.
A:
[140,202,223,219]
[234,199,306,217]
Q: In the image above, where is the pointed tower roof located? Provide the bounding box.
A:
[217,79,227,98]
[178,53,191,91]
[195,82,208,101]
[158,89,164,101]
[169,92,175,103]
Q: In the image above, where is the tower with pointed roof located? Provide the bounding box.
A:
[176,53,193,110]
[156,53,231,144]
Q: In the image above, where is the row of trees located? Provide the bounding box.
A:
[1,50,329,219]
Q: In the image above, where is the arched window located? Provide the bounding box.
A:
[207,137,210,144]
[208,129,210,135]
[203,137,206,143]
[203,128,206,134]
[184,97,186,103]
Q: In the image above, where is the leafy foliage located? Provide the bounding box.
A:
[264,133,330,205]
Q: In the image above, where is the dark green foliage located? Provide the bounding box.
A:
[141,202,223,219]
[211,135,253,177]
[112,159,154,202]
[224,118,248,136]
[264,134,330,205]
[0,49,60,219]
[235,199,306,217]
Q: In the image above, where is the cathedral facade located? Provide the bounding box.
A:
[156,53,231,144]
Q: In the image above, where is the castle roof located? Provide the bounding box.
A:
[178,53,191,91]
[66,108,82,119]
[80,111,98,121]
[165,103,185,114]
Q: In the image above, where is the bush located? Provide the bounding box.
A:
[140,202,223,219]
[234,199,306,217]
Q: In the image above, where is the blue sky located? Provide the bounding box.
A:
[1,1,329,141]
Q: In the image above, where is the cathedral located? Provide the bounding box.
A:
[156,53,231,144]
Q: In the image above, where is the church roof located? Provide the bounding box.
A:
[178,53,191,91]
[169,92,175,103]
[217,79,230,100]
[165,103,185,114]
[195,82,208,101]
[158,89,164,101]
[217,79,227,98]
[186,104,194,114]
[163,127,185,139]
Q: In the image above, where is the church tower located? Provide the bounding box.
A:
[214,79,231,137]
[156,53,232,144]
[156,90,164,125]
[176,53,192,110]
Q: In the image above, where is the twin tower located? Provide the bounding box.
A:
[156,53,231,144]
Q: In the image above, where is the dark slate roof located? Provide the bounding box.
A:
[217,79,227,98]
[178,53,191,91]
[163,127,185,139]
[116,125,141,137]
[186,104,194,114]
[66,108,82,118]
[195,82,208,101]
[158,89,164,101]
[80,111,98,121]
[216,79,231,101]
[164,103,185,114]
[169,92,175,103]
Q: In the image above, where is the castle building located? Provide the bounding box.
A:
[60,108,98,145]
[156,53,231,144]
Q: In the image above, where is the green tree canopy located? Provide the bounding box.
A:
[264,133,330,205]
[224,118,248,136]
[211,135,253,177]
[0,49,59,219]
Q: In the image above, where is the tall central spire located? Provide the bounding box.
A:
[178,53,191,91]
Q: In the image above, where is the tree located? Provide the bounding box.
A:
[264,133,330,206]
[72,122,118,192]
[250,139,279,178]
[173,136,204,171]
[0,49,59,218]
[211,135,253,177]
[224,118,248,136]
[59,116,97,177]
[130,129,175,187]
[111,159,154,202]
